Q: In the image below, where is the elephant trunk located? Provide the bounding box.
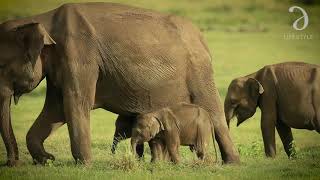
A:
[225,110,234,128]
[224,102,234,128]
[0,95,19,166]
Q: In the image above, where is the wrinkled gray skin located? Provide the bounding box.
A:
[225,62,320,158]
[0,2,239,166]
[131,103,217,163]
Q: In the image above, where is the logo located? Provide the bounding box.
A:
[289,6,309,31]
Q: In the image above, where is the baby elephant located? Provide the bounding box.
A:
[131,103,217,163]
[111,115,169,161]
[224,62,319,158]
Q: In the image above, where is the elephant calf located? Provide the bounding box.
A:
[131,103,217,163]
[225,62,320,158]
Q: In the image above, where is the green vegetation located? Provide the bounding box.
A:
[0,0,319,179]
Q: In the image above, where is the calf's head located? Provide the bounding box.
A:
[131,113,164,155]
[224,77,264,127]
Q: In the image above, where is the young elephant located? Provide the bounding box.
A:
[111,115,169,161]
[131,103,217,163]
[224,62,320,158]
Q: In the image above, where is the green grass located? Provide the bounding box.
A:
[1,0,320,179]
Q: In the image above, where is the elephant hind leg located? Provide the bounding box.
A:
[276,120,295,158]
[194,124,207,160]
[27,118,64,164]
[311,68,320,133]
[186,61,239,163]
[26,81,65,164]
[312,81,320,133]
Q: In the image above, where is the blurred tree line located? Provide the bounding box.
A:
[298,0,319,5]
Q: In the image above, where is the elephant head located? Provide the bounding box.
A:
[224,77,264,127]
[131,113,164,156]
[0,22,55,166]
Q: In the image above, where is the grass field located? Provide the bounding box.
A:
[0,0,320,179]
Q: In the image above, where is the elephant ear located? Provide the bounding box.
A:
[247,78,264,101]
[152,116,164,131]
[15,23,56,63]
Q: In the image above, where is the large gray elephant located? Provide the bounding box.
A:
[225,62,319,158]
[0,2,239,166]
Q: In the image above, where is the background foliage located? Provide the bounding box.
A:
[0,0,319,179]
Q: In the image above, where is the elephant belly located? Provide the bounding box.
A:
[278,102,315,130]
[94,75,190,115]
[275,65,319,130]
[179,125,201,146]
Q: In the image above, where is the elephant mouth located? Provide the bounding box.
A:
[235,113,249,126]
[13,94,22,105]
[236,110,255,126]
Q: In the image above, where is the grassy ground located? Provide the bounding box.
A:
[0,0,320,179]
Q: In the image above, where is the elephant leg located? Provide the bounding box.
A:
[111,115,134,154]
[149,139,162,162]
[168,144,180,164]
[276,120,295,158]
[261,111,277,158]
[63,72,98,165]
[26,80,65,164]
[161,145,170,161]
[64,93,93,164]
[187,63,239,164]
[163,134,180,163]
[312,85,320,133]
[0,96,19,167]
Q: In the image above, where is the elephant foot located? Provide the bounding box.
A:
[33,152,55,165]
[74,158,91,167]
[5,159,21,167]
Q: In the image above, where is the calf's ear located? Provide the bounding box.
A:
[152,116,164,131]
[247,78,264,101]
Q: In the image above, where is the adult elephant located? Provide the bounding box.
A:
[0,2,239,166]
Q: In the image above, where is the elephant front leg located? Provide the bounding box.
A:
[27,81,65,165]
[64,96,92,165]
[0,95,19,166]
[149,139,163,162]
[276,120,295,158]
[63,76,98,165]
[261,111,277,158]
[164,135,180,163]
[168,144,180,164]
